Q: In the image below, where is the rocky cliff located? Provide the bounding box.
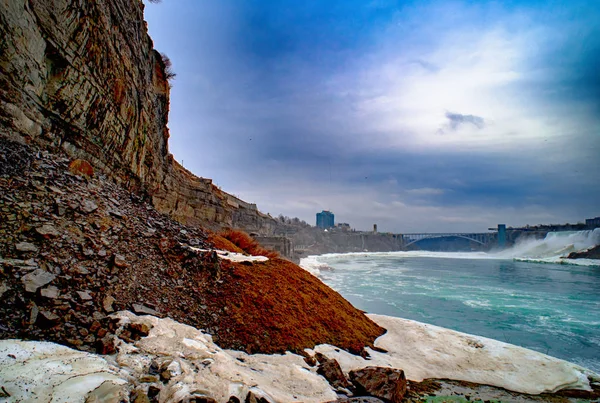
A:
[0,0,275,233]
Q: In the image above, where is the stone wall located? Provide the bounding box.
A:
[0,0,275,234]
[253,236,293,259]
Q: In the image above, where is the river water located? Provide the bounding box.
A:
[300,229,600,373]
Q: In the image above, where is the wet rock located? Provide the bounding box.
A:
[349,367,407,403]
[15,242,38,253]
[103,295,116,312]
[68,159,94,177]
[81,199,98,214]
[21,269,56,292]
[35,224,60,238]
[40,285,60,299]
[316,352,352,390]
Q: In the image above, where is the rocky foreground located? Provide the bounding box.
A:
[0,138,384,358]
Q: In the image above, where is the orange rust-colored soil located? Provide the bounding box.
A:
[207,232,244,253]
[203,256,386,354]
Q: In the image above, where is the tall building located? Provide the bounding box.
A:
[586,217,600,228]
[316,210,335,229]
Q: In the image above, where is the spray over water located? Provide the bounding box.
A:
[494,228,600,265]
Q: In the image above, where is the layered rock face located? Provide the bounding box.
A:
[0,0,275,233]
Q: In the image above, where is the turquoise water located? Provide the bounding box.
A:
[302,251,600,373]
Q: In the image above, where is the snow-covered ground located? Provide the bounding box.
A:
[314,314,598,395]
[187,246,270,262]
[0,340,127,402]
[1,311,598,402]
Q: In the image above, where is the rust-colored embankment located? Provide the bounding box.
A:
[206,231,386,354]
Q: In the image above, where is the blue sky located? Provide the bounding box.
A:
[143,0,599,232]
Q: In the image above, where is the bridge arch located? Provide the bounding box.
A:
[403,234,486,248]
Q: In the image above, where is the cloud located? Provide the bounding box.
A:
[441,112,486,132]
[143,0,600,232]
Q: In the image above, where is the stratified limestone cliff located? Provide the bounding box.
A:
[0,0,275,233]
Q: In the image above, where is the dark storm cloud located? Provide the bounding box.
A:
[442,112,485,132]
[143,0,600,231]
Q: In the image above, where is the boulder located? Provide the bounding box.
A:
[316,353,352,389]
[349,367,407,403]
[21,269,56,293]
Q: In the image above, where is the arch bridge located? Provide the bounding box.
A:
[401,232,497,248]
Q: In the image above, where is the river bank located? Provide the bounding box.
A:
[1,311,599,402]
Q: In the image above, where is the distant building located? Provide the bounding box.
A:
[586,217,600,228]
[336,223,351,231]
[316,210,335,229]
[373,224,378,233]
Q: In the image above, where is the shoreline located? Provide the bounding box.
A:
[1,311,598,402]
[300,251,600,373]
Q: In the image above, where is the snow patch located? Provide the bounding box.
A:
[113,311,336,402]
[312,314,598,395]
[188,246,269,262]
[0,340,127,402]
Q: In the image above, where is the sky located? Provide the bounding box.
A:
[143,0,599,233]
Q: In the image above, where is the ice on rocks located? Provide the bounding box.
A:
[0,340,127,402]
[113,311,337,403]
[2,312,597,402]
[312,314,599,395]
